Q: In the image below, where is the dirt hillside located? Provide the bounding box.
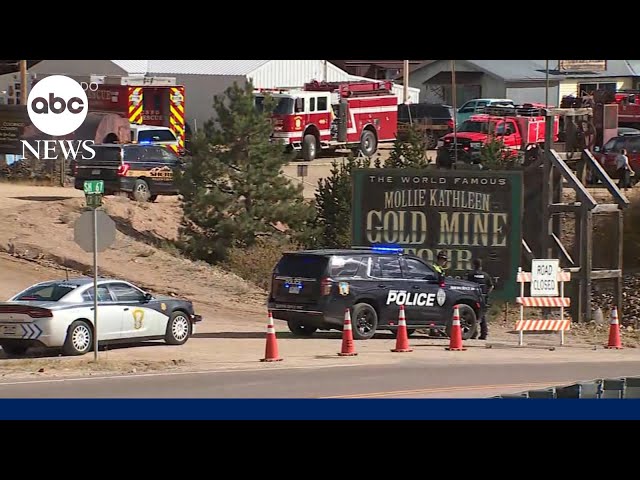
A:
[0,184,267,319]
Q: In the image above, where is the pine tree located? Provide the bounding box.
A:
[383,123,431,169]
[176,81,316,263]
[311,154,372,249]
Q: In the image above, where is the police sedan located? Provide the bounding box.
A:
[0,277,202,357]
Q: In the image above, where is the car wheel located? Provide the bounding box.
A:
[351,303,378,340]
[165,311,192,345]
[132,179,152,202]
[359,130,377,157]
[445,304,478,341]
[287,320,317,337]
[1,342,29,357]
[302,134,317,161]
[63,320,93,356]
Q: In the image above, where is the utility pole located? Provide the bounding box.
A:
[403,60,409,103]
[545,59,549,107]
[451,60,458,163]
[20,60,28,105]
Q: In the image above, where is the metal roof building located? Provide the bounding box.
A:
[1,60,419,130]
[406,59,640,107]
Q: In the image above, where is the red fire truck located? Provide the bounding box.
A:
[436,105,559,167]
[254,80,398,161]
[613,90,640,128]
[31,77,187,154]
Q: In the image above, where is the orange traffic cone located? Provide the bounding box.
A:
[338,308,358,356]
[605,306,623,349]
[260,311,283,362]
[391,305,413,352]
[445,304,467,351]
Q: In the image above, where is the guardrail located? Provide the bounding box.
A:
[493,376,640,398]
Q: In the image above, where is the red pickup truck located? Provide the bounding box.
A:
[436,105,559,167]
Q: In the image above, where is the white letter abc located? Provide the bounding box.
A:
[27,75,88,137]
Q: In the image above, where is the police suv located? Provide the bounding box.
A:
[73,143,184,203]
[267,246,486,341]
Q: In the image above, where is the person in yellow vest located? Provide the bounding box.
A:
[432,251,448,276]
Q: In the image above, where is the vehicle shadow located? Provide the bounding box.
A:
[193,331,422,340]
[10,196,74,202]
[0,340,169,359]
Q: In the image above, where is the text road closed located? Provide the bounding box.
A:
[531,259,559,297]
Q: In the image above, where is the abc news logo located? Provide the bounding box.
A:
[30,93,85,115]
[29,80,100,114]
[22,75,97,160]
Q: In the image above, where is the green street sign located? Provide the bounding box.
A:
[85,194,103,209]
[84,180,104,195]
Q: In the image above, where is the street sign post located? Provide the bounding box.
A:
[83,180,104,195]
[79,180,108,361]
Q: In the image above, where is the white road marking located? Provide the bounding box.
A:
[0,362,371,387]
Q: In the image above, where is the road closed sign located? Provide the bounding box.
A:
[531,259,560,297]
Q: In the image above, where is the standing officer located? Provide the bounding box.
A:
[466,257,494,340]
[433,251,448,276]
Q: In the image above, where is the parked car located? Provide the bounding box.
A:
[73,143,185,202]
[267,246,486,341]
[397,103,455,149]
[130,124,183,154]
[592,134,640,185]
[617,127,640,136]
[0,277,202,357]
[456,98,515,125]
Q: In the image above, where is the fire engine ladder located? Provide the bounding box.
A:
[305,80,393,97]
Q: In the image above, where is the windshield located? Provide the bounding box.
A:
[13,282,80,301]
[491,101,514,107]
[138,129,176,143]
[458,121,491,133]
[87,146,121,163]
[275,254,328,278]
[255,95,295,115]
[603,138,624,153]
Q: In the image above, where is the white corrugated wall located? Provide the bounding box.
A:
[245,60,419,103]
[247,60,353,88]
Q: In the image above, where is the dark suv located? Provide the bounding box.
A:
[397,103,455,149]
[73,144,184,202]
[267,247,485,341]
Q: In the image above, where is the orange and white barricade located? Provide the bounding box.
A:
[515,266,571,346]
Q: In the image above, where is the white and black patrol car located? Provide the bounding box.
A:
[267,246,486,341]
[0,277,202,357]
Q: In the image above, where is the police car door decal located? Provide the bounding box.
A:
[386,290,438,307]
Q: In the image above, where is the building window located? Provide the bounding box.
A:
[578,82,616,95]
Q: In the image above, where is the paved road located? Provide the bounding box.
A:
[0,360,638,398]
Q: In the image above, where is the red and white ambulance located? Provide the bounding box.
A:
[255,80,398,161]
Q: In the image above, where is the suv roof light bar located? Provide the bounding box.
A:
[350,244,404,253]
